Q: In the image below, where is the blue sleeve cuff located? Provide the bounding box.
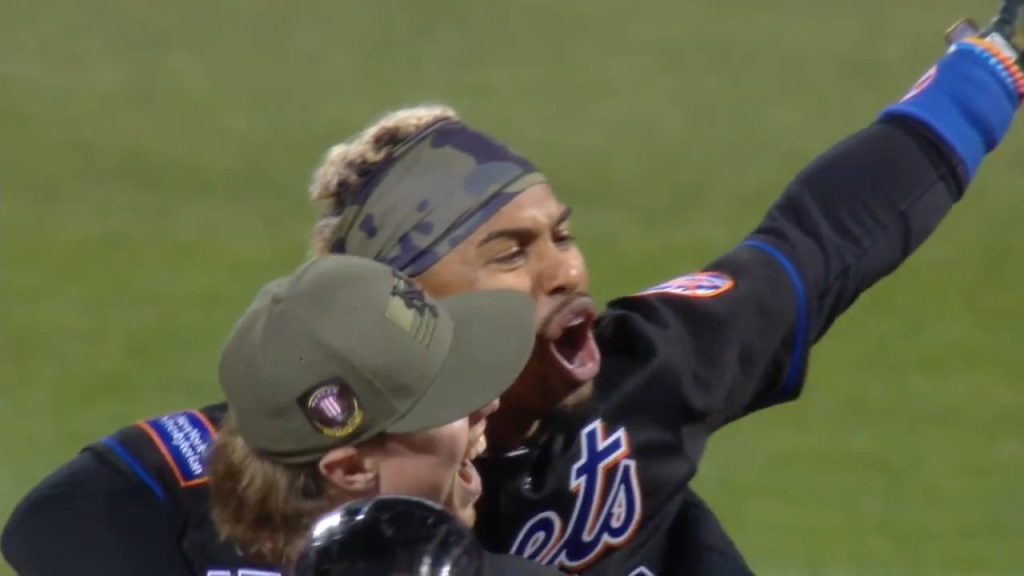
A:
[880,40,1021,181]
[742,240,809,405]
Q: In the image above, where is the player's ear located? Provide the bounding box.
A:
[318,446,379,494]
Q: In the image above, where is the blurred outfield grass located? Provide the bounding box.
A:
[2,0,1022,574]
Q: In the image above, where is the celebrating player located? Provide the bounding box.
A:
[5,5,1024,575]
[204,254,557,575]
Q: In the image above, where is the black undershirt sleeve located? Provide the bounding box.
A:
[606,116,967,428]
[751,115,966,343]
[2,450,193,576]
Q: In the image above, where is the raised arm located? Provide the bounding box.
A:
[605,8,1023,428]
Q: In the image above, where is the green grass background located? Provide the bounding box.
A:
[2,0,1022,574]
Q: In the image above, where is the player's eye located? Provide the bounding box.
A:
[554,227,575,248]
[490,246,527,267]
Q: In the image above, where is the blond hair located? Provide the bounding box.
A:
[308,104,460,257]
[207,413,340,567]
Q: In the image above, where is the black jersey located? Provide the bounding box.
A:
[0,404,280,576]
[2,117,967,576]
[473,116,966,575]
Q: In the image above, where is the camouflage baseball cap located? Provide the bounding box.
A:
[218,255,535,464]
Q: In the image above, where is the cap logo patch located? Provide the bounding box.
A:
[385,271,438,346]
[639,272,735,298]
[297,378,363,438]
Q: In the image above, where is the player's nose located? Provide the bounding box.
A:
[537,247,583,298]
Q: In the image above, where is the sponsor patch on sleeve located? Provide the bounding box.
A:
[638,272,735,298]
[136,410,216,487]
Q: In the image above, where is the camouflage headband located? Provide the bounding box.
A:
[328,120,547,276]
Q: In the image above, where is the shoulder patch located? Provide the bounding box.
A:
[639,272,734,298]
[136,410,216,487]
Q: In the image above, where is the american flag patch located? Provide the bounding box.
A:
[313,393,344,419]
[639,272,734,298]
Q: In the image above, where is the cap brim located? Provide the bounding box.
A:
[385,289,535,435]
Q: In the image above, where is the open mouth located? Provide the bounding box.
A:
[466,429,487,461]
[457,459,481,499]
[457,426,489,499]
[543,295,602,385]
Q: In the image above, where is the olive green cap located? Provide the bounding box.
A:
[218,255,535,463]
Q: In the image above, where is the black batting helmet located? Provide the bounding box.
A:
[292,496,484,576]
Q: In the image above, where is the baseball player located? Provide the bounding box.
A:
[5,5,1024,575]
[205,254,557,575]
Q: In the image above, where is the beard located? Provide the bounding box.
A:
[484,340,596,454]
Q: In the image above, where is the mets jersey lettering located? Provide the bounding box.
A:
[204,565,280,569]
[510,420,643,571]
